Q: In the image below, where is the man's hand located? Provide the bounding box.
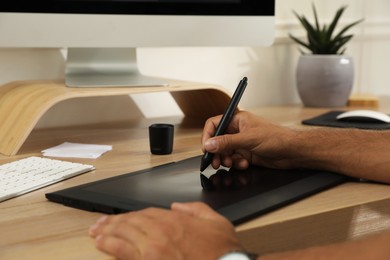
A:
[89,202,243,260]
[202,111,297,170]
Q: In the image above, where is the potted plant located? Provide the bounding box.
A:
[289,4,363,107]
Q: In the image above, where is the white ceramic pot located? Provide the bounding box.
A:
[296,55,354,107]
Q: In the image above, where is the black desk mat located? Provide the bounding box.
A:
[302,110,390,130]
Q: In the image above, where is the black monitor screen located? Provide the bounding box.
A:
[0,0,275,16]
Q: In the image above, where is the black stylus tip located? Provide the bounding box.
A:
[200,153,212,172]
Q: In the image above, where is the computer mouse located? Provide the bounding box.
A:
[336,110,390,123]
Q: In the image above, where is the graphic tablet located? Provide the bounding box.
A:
[46,156,348,225]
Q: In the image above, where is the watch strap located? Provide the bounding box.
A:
[217,250,259,260]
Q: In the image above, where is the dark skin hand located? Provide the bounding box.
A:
[201,110,295,171]
[89,202,243,260]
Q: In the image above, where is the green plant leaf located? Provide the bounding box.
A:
[293,11,318,39]
[329,35,354,54]
[307,32,321,53]
[289,33,312,52]
[333,19,364,42]
[290,5,363,55]
[325,5,347,42]
[312,3,321,32]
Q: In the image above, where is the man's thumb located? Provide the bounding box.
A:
[204,134,240,153]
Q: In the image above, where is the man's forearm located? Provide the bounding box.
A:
[291,128,390,183]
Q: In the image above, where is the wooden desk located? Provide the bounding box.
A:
[1,106,390,259]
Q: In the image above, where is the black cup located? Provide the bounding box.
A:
[149,124,174,155]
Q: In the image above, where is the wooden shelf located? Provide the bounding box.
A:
[0,80,231,156]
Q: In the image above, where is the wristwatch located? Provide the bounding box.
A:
[217,250,258,260]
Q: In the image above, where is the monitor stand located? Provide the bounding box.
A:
[65,48,168,88]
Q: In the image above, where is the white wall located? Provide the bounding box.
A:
[1,0,389,126]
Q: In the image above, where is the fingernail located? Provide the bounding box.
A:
[89,223,99,236]
[96,215,108,224]
[205,139,217,151]
[89,215,107,236]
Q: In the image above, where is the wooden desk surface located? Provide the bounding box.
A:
[1,105,390,259]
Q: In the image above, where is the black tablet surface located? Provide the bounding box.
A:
[46,156,348,225]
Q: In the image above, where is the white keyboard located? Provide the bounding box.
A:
[0,156,95,202]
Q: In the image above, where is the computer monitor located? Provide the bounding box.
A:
[0,1,275,87]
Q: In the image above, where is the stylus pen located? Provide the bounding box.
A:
[200,77,248,172]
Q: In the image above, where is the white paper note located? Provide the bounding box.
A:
[42,142,112,159]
